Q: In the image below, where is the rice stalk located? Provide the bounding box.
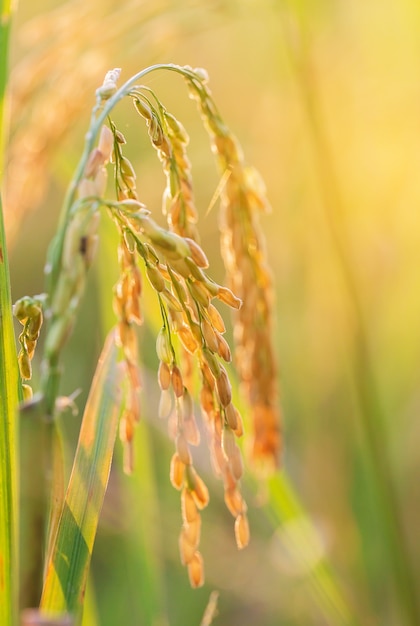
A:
[200,591,219,626]
[282,12,420,625]
[11,66,249,593]
[6,57,371,624]
[0,1,19,623]
[0,194,20,626]
[34,64,357,607]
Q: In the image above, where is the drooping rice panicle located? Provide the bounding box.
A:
[131,88,199,240]
[181,68,282,470]
[104,152,246,579]
[29,66,255,590]
[106,172,250,580]
[113,234,142,474]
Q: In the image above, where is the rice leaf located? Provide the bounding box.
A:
[80,574,99,626]
[267,471,360,626]
[0,194,20,626]
[0,3,21,623]
[0,0,13,176]
[40,331,123,620]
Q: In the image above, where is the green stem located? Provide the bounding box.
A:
[0,197,20,626]
[267,472,361,626]
[283,15,419,625]
[0,1,19,624]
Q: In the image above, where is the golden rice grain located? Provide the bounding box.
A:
[156,328,172,364]
[189,469,210,509]
[177,324,198,354]
[221,426,236,461]
[215,331,231,362]
[216,366,232,407]
[207,303,226,334]
[18,352,32,380]
[171,364,184,398]
[200,383,215,417]
[216,285,242,309]
[176,432,192,466]
[146,264,165,292]
[187,551,204,588]
[201,319,219,353]
[181,487,199,524]
[169,452,185,490]
[224,487,246,518]
[183,515,201,549]
[234,513,250,550]
[185,237,209,268]
[224,403,238,430]
[188,280,211,308]
[22,384,33,401]
[158,360,171,390]
[230,444,244,481]
[179,528,196,566]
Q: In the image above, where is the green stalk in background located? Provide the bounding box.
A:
[0,1,20,624]
[281,9,420,625]
[0,0,14,177]
[266,472,361,626]
[0,197,20,626]
[40,332,123,621]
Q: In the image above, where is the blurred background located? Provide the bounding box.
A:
[4,0,420,625]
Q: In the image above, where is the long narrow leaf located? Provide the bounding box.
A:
[40,331,123,621]
[267,471,360,626]
[0,194,20,626]
[0,0,13,178]
[0,2,19,623]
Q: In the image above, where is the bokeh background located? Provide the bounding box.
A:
[4,1,420,625]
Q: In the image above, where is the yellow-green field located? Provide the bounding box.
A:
[1,1,420,625]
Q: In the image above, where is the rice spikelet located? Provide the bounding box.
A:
[184,70,282,470]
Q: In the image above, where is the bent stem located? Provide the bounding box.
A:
[43,63,206,414]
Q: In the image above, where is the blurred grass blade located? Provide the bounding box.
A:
[267,471,360,626]
[0,197,20,626]
[80,574,99,626]
[40,331,123,620]
[1,3,20,624]
[0,0,13,177]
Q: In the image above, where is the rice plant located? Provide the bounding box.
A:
[0,51,354,623]
[2,2,419,626]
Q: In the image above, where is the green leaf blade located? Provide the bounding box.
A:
[40,331,123,619]
[267,471,360,626]
[0,196,20,626]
